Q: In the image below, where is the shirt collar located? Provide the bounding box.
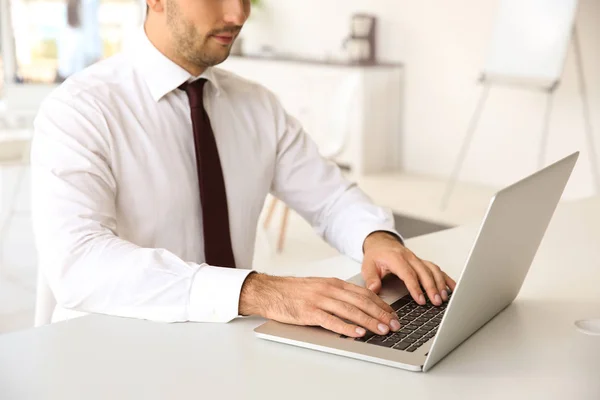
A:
[132,27,222,102]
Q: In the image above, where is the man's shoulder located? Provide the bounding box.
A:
[42,53,135,111]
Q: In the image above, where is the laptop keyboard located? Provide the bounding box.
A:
[354,292,451,352]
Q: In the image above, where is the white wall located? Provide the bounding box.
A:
[248,0,600,199]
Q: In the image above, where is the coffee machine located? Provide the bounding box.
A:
[343,13,378,64]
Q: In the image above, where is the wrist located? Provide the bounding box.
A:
[363,231,403,253]
[239,272,278,317]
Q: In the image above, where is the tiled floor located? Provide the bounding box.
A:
[0,165,493,335]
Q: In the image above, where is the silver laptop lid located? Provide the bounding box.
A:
[423,152,579,371]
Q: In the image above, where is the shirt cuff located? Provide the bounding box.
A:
[188,264,254,323]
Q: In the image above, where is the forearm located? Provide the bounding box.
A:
[268,105,401,262]
[318,185,402,262]
[35,226,252,323]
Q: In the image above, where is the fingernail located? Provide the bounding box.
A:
[356,327,366,336]
[390,319,401,331]
[368,284,377,292]
[378,323,389,334]
[435,294,442,304]
[442,290,449,301]
[419,294,426,304]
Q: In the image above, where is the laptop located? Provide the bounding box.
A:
[254,152,579,372]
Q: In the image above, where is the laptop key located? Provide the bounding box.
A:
[373,340,397,348]
[391,298,410,310]
[405,346,418,353]
[404,337,417,344]
[393,341,411,351]
[366,336,392,347]
[388,333,401,342]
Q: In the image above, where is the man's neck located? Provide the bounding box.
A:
[143,19,206,77]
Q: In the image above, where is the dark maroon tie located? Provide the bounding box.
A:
[180,79,236,268]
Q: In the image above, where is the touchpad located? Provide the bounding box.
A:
[345,274,408,303]
[379,275,409,303]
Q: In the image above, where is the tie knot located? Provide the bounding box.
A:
[180,78,208,109]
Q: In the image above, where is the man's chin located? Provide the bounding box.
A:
[202,45,232,66]
[207,52,231,66]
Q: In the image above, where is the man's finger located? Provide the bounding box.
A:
[343,282,395,314]
[444,272,457,292]
[409,259,442,306]
[313,310,366,338]
[361,259,383,294]
[320,299,389,335]
[333,287,400,331]
[424,261,448,301]
[385,259,426,305]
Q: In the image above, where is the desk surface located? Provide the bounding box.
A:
[1,198,599,400]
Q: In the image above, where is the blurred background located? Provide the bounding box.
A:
[0,0,598,333]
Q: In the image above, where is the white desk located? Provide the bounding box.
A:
[1,198,599,400]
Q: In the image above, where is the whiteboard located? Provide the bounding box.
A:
[483,0,579,89]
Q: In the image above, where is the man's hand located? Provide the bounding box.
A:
[239,274,401,338]
[362,231,457,306]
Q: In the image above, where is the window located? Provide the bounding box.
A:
[6,0,143,83]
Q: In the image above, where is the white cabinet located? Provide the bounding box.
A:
[219,56,404,175]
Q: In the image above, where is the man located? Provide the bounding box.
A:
[31,0,456,338]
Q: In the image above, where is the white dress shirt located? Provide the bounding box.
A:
[31,28,400,324]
